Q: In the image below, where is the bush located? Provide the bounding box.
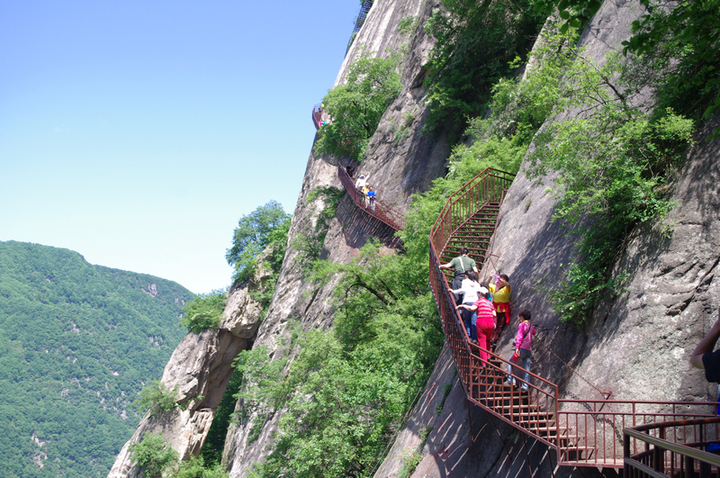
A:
[510,29,696,324]
[129,432,178,478]
[180,290,227,333]
[134,380,179,416]
[314,54,401,161]
[423,0,546,136]
[293,186,345,269]
[624,0,720,129]
[174,456,230,478]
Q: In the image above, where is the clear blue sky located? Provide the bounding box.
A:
[0,0,360,294]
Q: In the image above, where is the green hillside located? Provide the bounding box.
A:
[0,241,194,478]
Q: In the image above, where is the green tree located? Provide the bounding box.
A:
[226,201,291,282]
[623,0,720,126]
[239,237,444,478]
[423,0,546,136]
[134,380,179,416]
[180,290,227,333]
[129,432,178,478]
[497,28,696,324]
[174,456,230,478]
[314,54,401,161]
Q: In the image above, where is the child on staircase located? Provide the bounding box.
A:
[505,309,536,392]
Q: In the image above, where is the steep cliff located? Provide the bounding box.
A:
[108,263,268,477]
[110,0,720,476]
[221,0,450,475]
[374,1,720,477]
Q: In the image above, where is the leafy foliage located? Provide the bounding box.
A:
[174,456,230,478]
[180,290,227,333]
[532,0,603,33]
[503,29,696,324]
[423,0,546,135]
[293,186,345,268]
[134,380,179,416]
[236,233,444,478]
[314,54,402,161]
[130,432,178,478]
[226,201,291,282]
[0,241,192,478]
[623,0,720,126]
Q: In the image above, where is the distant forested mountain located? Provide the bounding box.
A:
[0,241,194,478]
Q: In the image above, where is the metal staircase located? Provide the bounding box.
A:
[428,167,718,470]
[337,164,405,231]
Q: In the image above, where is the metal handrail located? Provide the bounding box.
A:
[312,104,324,130]
[345,0,374,55]
[337,164,406,231]
[428,166,718,469]
[624,417,720,476]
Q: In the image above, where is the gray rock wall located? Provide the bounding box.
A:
[375,0,720,476]
[110,0,720,476]
[221,0,452,476]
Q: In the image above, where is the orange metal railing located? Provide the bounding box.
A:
[429,167,718,469]
[337,164,406,231]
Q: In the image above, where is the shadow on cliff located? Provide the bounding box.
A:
[335,194,402,250]
[408,354,621,477]
[488,207,597,397]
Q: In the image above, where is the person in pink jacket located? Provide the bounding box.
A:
[504,309,536,392]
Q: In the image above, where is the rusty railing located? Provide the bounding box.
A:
[337,164,406,231]
[429,166,718,469]
[312,104,324,130]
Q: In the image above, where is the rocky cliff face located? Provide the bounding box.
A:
[374,1,720,477]
[221,1,451,475]
[110,0,720,476]
[108,264,268,477]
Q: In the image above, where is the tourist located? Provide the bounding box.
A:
[690,307,720,382]
[355,174,369,192]
[451,271,486,343]
[505,309,536,392]
[490,274,511,347]
[439,247,478,299]
[361,184,370,207]
[457,293,496,366]
[367,187,376,211]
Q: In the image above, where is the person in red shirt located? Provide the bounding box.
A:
[457,296,496,366]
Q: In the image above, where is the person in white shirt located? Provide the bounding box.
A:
[451,271,487,343]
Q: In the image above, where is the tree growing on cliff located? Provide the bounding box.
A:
[226,200,291,283]
[423,0,546,137]
[314,53,401,161]
[129,432,178,478]
[180,290,227,332]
